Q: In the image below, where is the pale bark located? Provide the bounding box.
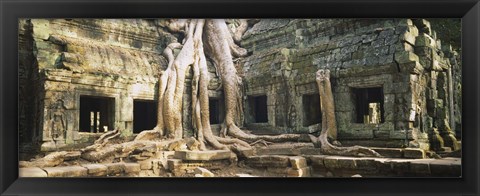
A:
[312,69,381,157]
[203,20,306,145]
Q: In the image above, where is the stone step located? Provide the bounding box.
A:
[167,158,230,176]
[256,145,426,159]
[43,166,88,177]
[174,150,232,161]
[82,164,107,176]
[287,166,311,177]
[19,167,48,177]
[306,155,460,177]
[21,162,141,177]
[245,155,291,168]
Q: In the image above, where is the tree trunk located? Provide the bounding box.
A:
[312,69,381,157]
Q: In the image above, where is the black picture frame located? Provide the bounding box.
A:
[1,0,479,195]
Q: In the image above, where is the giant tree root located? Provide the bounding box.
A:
[203,19,309,150]
[312,69,381,157]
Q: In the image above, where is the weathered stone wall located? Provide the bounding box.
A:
[17,19,222,151]
[21,19,172,151]
[240,19,461,150]
[411,19,461,151]
[19,19,460,152]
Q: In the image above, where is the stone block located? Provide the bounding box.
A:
[323,156,356,170]
[19,167,48,177]
[307,155,328,168]
[409,160,431,175]
[354,158,377,170]
[246,155,291,168]
[104,162,125,176]
[43,166,88,177]
[174,150,231,161]
[429,158,461,177]
[139,160,153,170]
[125,163,141,174]
[403,148,426,159]
[194,167,215,177]
[82,164,107,176]
[387,160,410,173]
[289,156,307,169]
[370,147,403,158]
[374,158,393,173]
[167,159,182,170]
[287,167,311,177]
[394,51,419,65]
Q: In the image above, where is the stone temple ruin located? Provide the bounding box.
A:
[18,19,461,177]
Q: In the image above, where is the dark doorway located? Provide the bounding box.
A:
[303,94,322,126]
[248,95,268,123]
[353,87,385,124]
[209,98,224,124]
[79,96,115,133]
[133,100,157,134]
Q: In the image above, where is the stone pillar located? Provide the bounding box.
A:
[447,67,455,134]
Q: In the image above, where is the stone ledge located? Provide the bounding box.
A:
[306,155,461,177]
[125,163,141,174]
[246,155,291,168]
[287,167,311,177]
[174,150,232,161]
[104,162,126,176]
[19,167,48,177]
[82,164,107,176]
[43,166,88,177]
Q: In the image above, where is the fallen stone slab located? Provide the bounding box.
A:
[19,167,48,177]
[82,164,107,176]
[43,166,88,177]
[174,150,231,161]
[194,167,214,177]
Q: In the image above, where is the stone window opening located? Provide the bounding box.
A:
[353,87,385,124]
[248,95,268,123]
[302,94,322,127]
[79,96,115,133]
[209,98,224,124]
[133,99,157,134]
